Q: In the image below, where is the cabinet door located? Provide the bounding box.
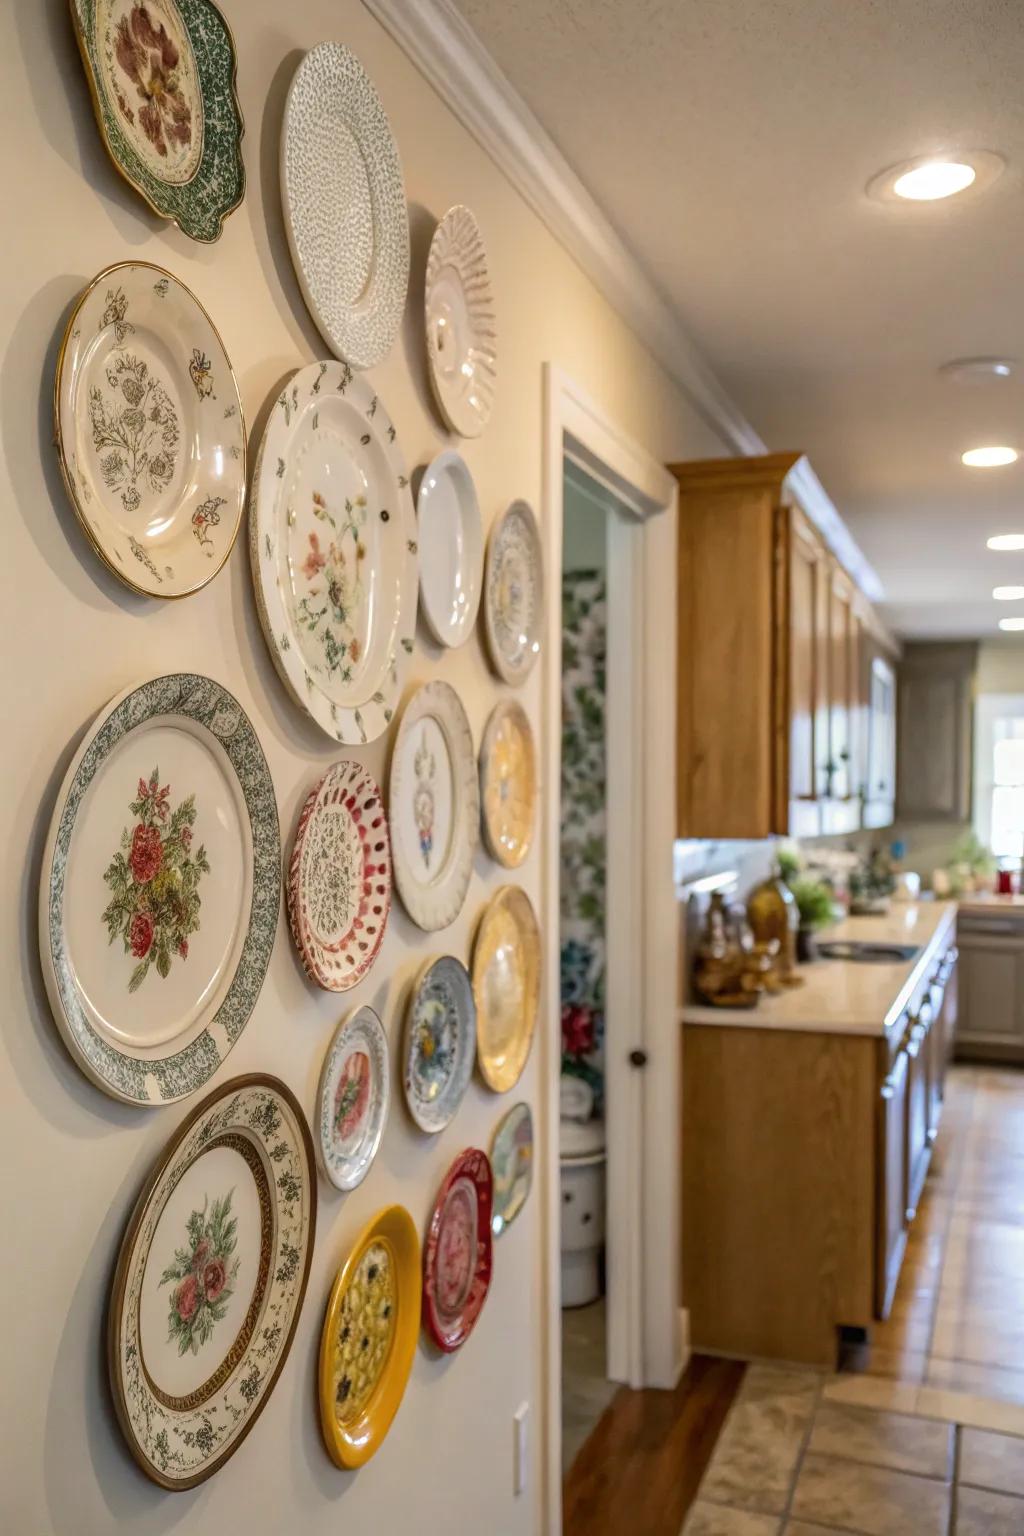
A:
[896,644,976,822]
[940,949,958,1065]
[789,519,821,804]
[957,932,1024,1050]
[905,1004,932,1221]
[926,981,945,1142]
[827,568,855,801]
[864,653,897,828]
[877,1045,909,1319]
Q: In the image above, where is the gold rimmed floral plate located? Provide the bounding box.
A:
[249,361,417,744]
[317,1006,390,1191]
[472,886,541,1093]
[319,1205,420,1469]
[109,1075,315,1488]
[388,681,479,932]
[69,0,245,243]
[402,956,476,1135]
[55,262,245,598]
[479,699,536,869]
[489,1102,533,1237]
[39,674,280,1106]
[483,500,544,685]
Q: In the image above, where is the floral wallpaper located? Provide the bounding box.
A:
[560,569,606,1114]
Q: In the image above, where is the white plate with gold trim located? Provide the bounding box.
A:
[483,500,543,685]
[416,449,482,648]
[55,261,245,598]
[425,205,497,437]
[479,699,536,869]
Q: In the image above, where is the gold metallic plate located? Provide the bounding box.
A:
[479,700,536,870]
[472,885,540,1093]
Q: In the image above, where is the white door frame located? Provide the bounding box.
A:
[540,364,685,1534]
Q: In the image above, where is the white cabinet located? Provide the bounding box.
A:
[864,655,896,828]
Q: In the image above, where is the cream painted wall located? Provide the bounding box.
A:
[0,4,728,1533]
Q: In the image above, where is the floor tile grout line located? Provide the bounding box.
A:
[948,1422,961,1536]
[777,1369,825,1527]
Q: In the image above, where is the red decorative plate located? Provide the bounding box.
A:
[422,1148,493,1352]
[287,761,391,991]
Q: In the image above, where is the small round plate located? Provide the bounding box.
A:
[319,1205,421,1469]
[422,1149,493,1353]
[416,450,483,648]
[402,956,476,1134]
[317,1006,390,1190]
[489,1103,533,1237]
[55,262,246,598]
[483,500,544,685]
[479,700,536,869]
[388,682,479,932]
[425,205,497,437]
[472,885,541,1093]
[287,761,391,992]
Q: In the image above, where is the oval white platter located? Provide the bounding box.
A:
[317,1005,390,1190]
[281,42,410,371]
[388,681,479,932]
[55,261,245,598]
[479,699,537,869]
[39,674,280,1106]
[249,361,418,745]
[416,449,483,648]
[425,204,497,437]
[483,500,544,686]
[402,956,476,1134]
[287,760,392,993]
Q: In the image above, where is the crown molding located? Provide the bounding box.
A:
[363,0,884,601]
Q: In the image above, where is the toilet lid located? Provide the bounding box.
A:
[560,1115,606,1161]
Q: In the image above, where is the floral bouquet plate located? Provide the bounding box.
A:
[402,955,476,1134]
[109,1075,315,1488]
[423,1148,493,1353]
[39,673,280,1106]
[316,1005,390,1190]
[55,261,245,598]
[249,361,417,744]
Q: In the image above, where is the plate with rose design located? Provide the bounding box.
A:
[109,1075,315,1489]
[402,956,476,1135]
[317,1005,389,1191]
[319,1204,420,1469]
[489,1102,533,1237]
[388,681,479,932]
[287,760,391,992]
[472,885,541,1093]
[69,0,245,243]
[55,262,245,599]
[479,699,536,869]
[483,500,544,685]
[423,1148,493,1353]
[249,361,417,744]
[39,674,280,1107]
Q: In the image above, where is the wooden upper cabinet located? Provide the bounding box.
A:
[896,642,977,821]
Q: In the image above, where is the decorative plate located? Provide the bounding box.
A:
[109,1074,315,1489]
[249,361,417,744]
[422,1149,493,1353]
[416,449,483,648]
[388,682,479,932]
[483,500,544,685]
[425,205,497,438]
[69,0,245,243]
[472,885,541,1093]
[281,43,409,371]
[287,760,391,993]
[317,1006,390,1191]
[402,957,476,1135]
[55,261,246,599]
[489,1103,533,1237]
[319,1204,420,1469]
[479,700,536,869]
[39,674,280,1107]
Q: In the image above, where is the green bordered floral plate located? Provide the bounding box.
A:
[39,674,280,1106]
[109,1074,316,1488]
[69,0,244,243]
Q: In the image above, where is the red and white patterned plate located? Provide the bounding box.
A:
[287,761,391,991]
[422,1148,493,1352]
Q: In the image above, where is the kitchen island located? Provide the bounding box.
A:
[680,902,958,1366]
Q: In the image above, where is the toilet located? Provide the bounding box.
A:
[559,1078,607,1308]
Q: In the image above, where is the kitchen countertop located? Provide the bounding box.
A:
[957,893,1024,914]
[680,901,957,1038]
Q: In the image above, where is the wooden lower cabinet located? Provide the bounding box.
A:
[904,1002,932,1224]
[876,1046,908,1319]
[957,916,1024,1062]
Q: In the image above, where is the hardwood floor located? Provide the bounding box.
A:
[563,1354,746,1536]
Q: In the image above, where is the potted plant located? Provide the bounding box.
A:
[791,877,834,962]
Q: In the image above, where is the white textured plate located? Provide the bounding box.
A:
[425,205,497,437]
[388,682,479,932]
[55,261,245,598]
[281,43,409,370]
[402,957,475,1134]
[479,699,536,869]
[483,500,544,685]
[249,361,417,745]
[317,1006,390,1190]
[416,450,483,648]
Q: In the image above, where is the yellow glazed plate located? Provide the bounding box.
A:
[318,1204,420,1469]
[472,885,541,1092]
[479,699,536,869]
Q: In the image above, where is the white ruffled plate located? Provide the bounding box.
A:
[425,205,497,437]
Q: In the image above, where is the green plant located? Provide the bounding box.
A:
[791,877,833,931]
[950,831,995,879]
[776,845,801,886]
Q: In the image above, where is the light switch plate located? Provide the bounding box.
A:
[513,1401,529,1495]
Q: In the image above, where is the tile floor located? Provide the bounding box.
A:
[562,1297,619,1473]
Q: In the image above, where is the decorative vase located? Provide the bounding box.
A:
[747,868,799,984]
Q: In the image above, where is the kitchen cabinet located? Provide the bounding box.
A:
[876,1043,909,1319]
[956,912,1024,1061]
[897,642,977,822]
[863,650,897,830]
[904,998,932,1223]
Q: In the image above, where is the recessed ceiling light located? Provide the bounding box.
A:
[866,150,1005,204]
[895,161,975,199]
[999,617,1024,632]
[963,446,1019,468]
[994,586,1024,601]
[940,357,1015,385]
[988,534,1024,551]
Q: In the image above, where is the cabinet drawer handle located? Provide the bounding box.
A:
[880,1080,896,1101]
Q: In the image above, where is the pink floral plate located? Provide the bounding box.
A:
[422,1148,493,1353]
[316,1005,390,1191]
[287,760,391,992]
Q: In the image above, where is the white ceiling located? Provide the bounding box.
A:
[454,0,1024,638]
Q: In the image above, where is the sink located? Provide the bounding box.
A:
[817,940,920,964]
